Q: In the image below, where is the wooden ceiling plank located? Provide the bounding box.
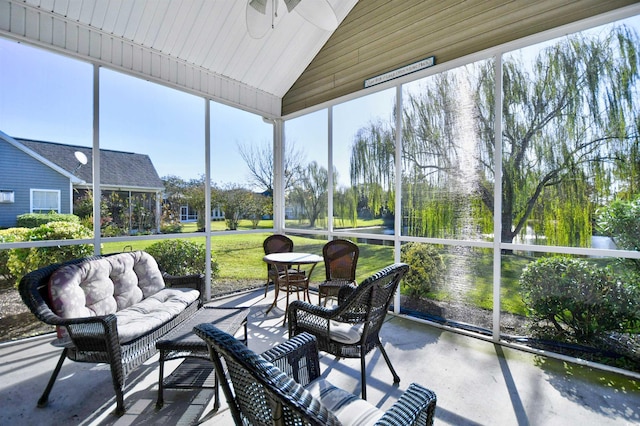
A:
[283,0,637,115]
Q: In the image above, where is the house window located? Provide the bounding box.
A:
[31,189,60,213]
[0,190,14,203]
[180,205,198,222]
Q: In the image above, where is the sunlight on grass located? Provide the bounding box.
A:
[103,232,393,283]
[102,231,534,317]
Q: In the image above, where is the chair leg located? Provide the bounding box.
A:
[360,349,367,400]
[37,348,68,407]
[378,341,401,384]
[264,274,270,298]
[110,362,126,416]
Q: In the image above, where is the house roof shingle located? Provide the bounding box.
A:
[17,138,164,190]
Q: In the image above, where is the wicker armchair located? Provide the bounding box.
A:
[263,234,302,297]
[194,324,437,426]
[288,263,409,400]
[318,239,359,306]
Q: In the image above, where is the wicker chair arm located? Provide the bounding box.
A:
[47,314,122,366]
[54,313,116,327]
[162,272,206,305]
[287,300,338,337]
[57,314,119,340]
[261,332,321,387]
[337,282,358,303]
[162,272,205,291]
[375,383,437,426]
[290,299,338,315]
[288,299,337,320]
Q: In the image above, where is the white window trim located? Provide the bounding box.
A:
[30,189,61,213]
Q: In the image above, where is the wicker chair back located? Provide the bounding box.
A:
[323,239,359,281]
[263,234,296,297]
[194,325,339,426]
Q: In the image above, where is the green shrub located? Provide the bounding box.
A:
[400,242,445,298]
[520,256,640,342]
[17,213,80,228]
[160,222,183,234]
[596,197,640,276]
[7,222,94,286]
[596,197,640,252]
[145,239,218,277]
[0,228,30,281]
[101,223,127,237]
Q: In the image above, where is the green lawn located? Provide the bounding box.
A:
[103,231,394,284]
[102,223,531,316]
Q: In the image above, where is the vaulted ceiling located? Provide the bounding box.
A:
[1,0,638,119]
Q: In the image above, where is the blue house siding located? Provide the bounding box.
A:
[0,139,71,228]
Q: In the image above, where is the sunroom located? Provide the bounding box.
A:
[1,1,639,425]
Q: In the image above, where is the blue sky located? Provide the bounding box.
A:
[2,14,636,189]
[0,37,393,189]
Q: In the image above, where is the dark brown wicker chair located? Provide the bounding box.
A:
[18,253,204,416]
[263,234,302,297]
[318,239,359,306]
[194,323,437,426]
[288,263,409,400]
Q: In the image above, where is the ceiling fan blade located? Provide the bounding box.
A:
[249,0,267,14]
[246,0,337,39]
[293,0,337,31]
[283,0,301,13]
[246,0,274,39]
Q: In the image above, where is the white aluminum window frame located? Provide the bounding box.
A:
[30,189,61,213]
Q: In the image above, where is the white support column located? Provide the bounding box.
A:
[393,84,403,314]
[273,118,285,232]
[92,64,101,255]
[492,54,504,341]
[204,99,212,301]
[327,106,334,237]
[155,191,161,233]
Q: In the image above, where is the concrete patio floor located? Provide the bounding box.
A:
[1,287,639,426]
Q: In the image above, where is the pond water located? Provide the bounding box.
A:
[344,224,618,251]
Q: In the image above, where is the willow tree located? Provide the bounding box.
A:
[349,121,396,218]
[290,161,329,228]
[333,185,358,227]
[473,24,640,245]
[349,24,639,245]
[401,71,476,238]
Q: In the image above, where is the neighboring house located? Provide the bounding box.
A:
[177,204,224,223]
[0,130,164,230]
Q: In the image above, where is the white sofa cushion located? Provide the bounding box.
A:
[115,287,200,343]
[47,251,198,342]
[48,251,168,318]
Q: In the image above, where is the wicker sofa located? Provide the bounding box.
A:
[18,250,205,416]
